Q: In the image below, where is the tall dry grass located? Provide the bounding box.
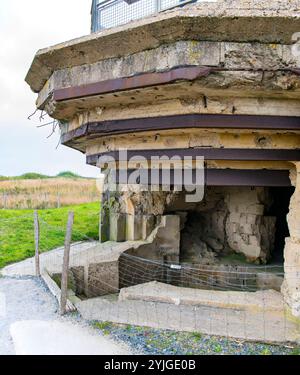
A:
[0,178,100,209]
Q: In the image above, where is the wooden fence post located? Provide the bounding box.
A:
[60,211,74,315]
[34,210,40,277]
[2,193,8,209]
[57,193,61,208]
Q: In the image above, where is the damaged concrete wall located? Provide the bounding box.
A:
[100,169,182,243]
[101,178,276,264]
[282,162,300,317]
[225,187,276,263]
[172,187,276,264]
[72,214,181,298]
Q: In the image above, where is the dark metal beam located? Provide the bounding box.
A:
[114,169,291,187]
[205,169,291,187]
[54,66,212,102]
[87,148,300,165]
[53,64,300,103]
[61,114,300,145]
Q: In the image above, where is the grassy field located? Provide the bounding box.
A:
[0,176,100,209]
[0,171,83,181]
[0,202,100,269]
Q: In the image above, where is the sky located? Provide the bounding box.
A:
[0,1,99,177]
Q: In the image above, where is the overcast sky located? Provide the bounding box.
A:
[0,1,100,177]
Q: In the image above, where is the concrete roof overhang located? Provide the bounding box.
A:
[25,2,300,93]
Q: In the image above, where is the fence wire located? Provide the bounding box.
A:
[1,211,299,348]
[94,0,198,31]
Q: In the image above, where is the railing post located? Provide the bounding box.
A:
[91,0,99,33]
[156,0,162,12]
[60,211,74,315]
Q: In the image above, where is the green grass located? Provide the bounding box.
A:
[0,203,100,269]
[55,171,83,179]
[93,321,113,336]
[191,332,202,341]
[93,321,113,330]
[261,348,272,355]
[290,348,300,355]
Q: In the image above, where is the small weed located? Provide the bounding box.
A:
[146,337,167,351]
[135,326,145,333]
[261,348,272,355]
[191,332,202,341]
[214,344,223,353]
[290,348,300,355]
[94,321,112,330]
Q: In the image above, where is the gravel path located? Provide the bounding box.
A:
[0,276,58,355]
[0,276,130,355]
[1,275,299,355]
[93,322,300,355]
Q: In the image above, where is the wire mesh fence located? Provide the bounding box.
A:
[93,0,199,31]
[0,209,100,269]
[68,246,294,344]
[1,211,299,346]
[0,179,100,209]
[0,192,100,210]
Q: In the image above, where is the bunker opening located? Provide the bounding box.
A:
[54,185,294,300]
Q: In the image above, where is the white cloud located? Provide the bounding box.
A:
[0,1,99,177]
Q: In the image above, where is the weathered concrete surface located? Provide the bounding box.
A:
[48,42,300,91]
[26,0,300,93]
[225,187,275,263]
[86,131,300,158]
[119,281,281,310]
[35,39,300,114]
[257,273,284,292]
[282,161,300,317]
[101,180,182,243]
[0,292,6,319]
[76,282,300,344]
[10,320,130,355]
[180,186,275,263]
[101,186,277,264]
[65,98,300,138]
[41,71,300,121]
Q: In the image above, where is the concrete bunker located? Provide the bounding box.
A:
[56,184,294,301]
[95,184,292,295]
[25,0,300,341]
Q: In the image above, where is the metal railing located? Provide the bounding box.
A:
[91,0,199,32]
